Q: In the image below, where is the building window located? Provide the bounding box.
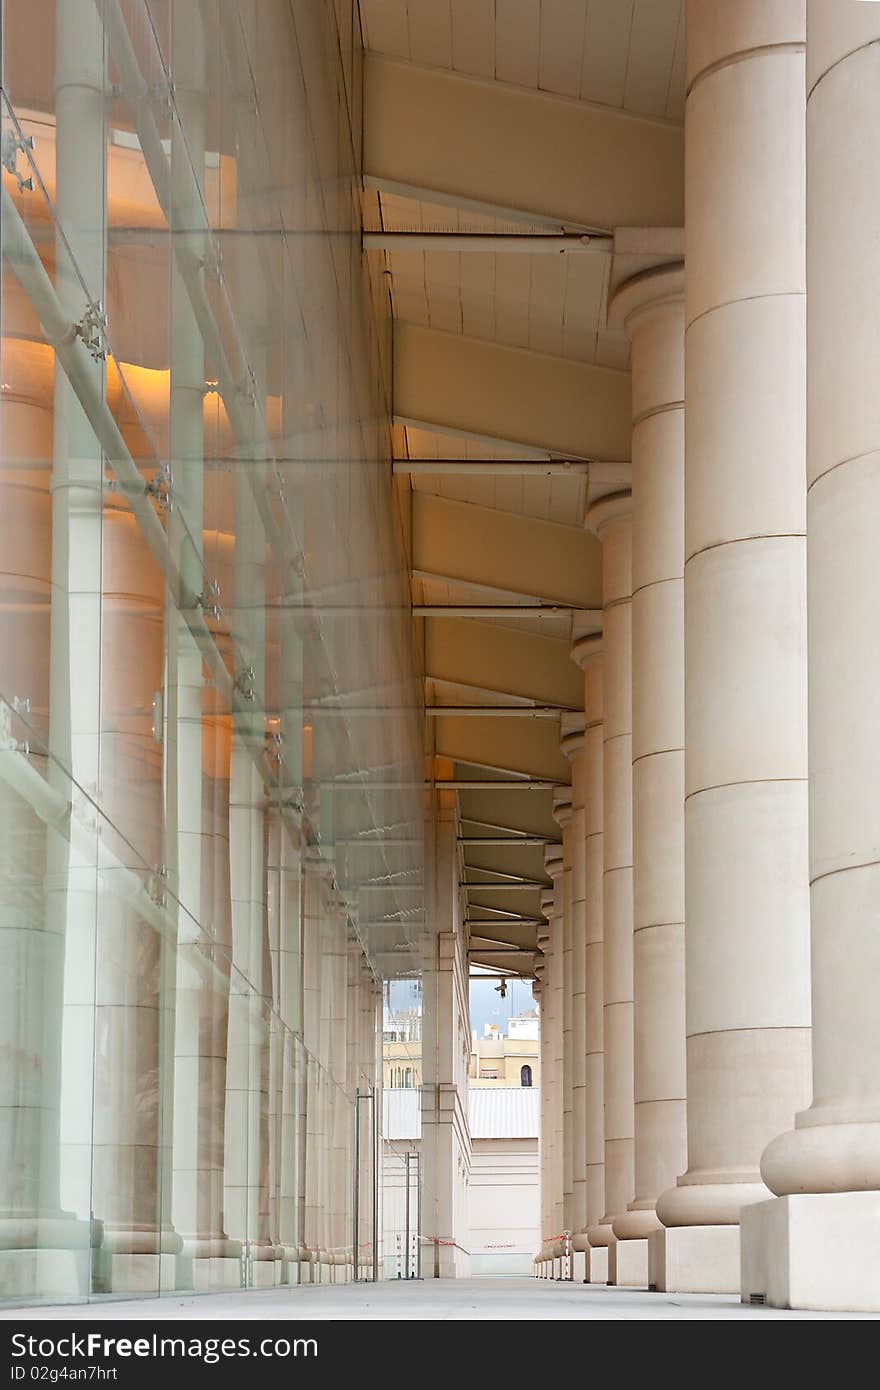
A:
[520,1064,533,1088]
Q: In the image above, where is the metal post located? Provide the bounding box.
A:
[371,1083,380,1283]
[404,1152,411,1279]
[416,1150,422,1280]
[352,1091,361,1281]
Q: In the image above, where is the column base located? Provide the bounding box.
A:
[647,1225,740,1293]
[608,1238,648,1287]
[249,1259,281,1288]
[741,1193,880,1313]
[572,1250,587,1281]
[586,1245,609,1283]
[92,1252,183,1294]
[187,1256,244,1292]
[0,1247,91,1301]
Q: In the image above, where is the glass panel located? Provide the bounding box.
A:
[0,0,422,1306]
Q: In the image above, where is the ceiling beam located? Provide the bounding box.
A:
[412,492,602,608]
[363,54,684,231]
[395,322,631,462]
[457,795,560,840]
[433,779,561,791]
[426,705,574,718]
[426,617,584,710]
[364,232,611,254]
[435,716,570,782]
[458,836,559,847]
[394,459,593,476]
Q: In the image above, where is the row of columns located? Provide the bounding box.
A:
[538,0,880,1311]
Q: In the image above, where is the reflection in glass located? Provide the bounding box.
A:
[0,0,422,1302]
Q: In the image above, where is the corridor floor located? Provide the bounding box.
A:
[1,1277,874,1320]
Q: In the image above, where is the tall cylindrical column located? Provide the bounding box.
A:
[743,4,880,1313]
[543,849,565,1263]
[532,968,549,1274]
[655,0,812,1293]
[552,788,574,1257]
[572,637,608,1281]
[562,717,588,1267]
[609,267,687,1252]
[572,639,606,1278]
[585,495,635,1285]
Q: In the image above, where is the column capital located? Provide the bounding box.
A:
[585,489,632,540]
[543,845,565,881]
[607,263,685,338]
[551,787,574,828]
[571,632,603,671]
[560,712,586,763]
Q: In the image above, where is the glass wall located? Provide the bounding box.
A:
[0,0,423,1301]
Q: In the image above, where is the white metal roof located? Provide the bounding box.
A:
[382,1085,539,1142]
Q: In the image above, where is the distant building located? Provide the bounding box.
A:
[383,1009,422,1089]
[382,1087,539,1278]
[384,1006,540,1090]
[469,1010,540,1087]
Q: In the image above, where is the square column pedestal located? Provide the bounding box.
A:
[0,1249,90,1300]
[608,1238,648,1287]
[741,1193,880,1313]
[586,1245,609,1283]
[648,1226,740,1293]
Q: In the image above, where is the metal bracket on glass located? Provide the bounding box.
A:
[148,79,176,121]
[2,130,35,193]
[0,696,30,754]
[145,460,173,512]
[148,863,169,908]
[74,302,109,362]
[234,665,257,703]
[265,729,284,764]
[239,365,257,409]
[196,578,222,622]
[275,784,304,813]
[201,245,223,283]
[151,691,164,744]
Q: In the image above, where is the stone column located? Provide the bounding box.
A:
[421,801,471,1278]
[552,787,574,1267]
[562,716,588,1278]
[572,636,608,1283]
[532,970,548,1275]
[584,495,638,1286]
[741,2,880,1314]
[654,0,812,1294]
[608,267,687,1271]
[542,849,565,1268]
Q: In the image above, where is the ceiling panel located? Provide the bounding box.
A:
[624,0,684,118]
[406,0,453,67]
[360,0,685,119]
[380,189,627,368]
[360,0,411,57]
[538,0,589,99]
[451,0,496,78]
[579,0,634,106]
[494,0,541,87]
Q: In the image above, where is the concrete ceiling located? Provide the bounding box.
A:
[360,0,685,975]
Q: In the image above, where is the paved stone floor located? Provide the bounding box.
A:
[1,1277,875,1320]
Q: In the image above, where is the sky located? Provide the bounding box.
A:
[386,974,536,1037]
